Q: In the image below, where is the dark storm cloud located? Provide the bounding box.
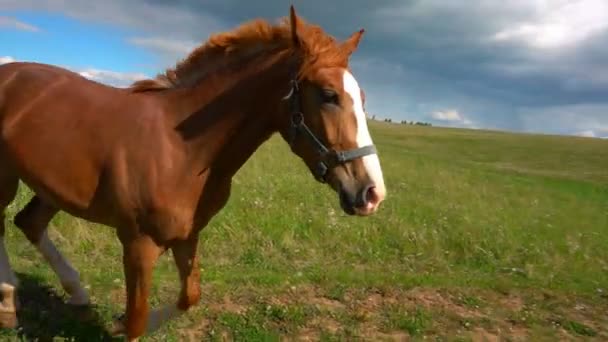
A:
[4,0,608,137]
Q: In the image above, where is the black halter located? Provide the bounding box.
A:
[283,71,377,183]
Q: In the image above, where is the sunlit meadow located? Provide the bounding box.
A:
[2,121,607,341]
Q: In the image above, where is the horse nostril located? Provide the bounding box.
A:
[357,184,378,208]
[365,185,379,205]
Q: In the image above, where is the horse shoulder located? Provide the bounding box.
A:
[130,167,209,243]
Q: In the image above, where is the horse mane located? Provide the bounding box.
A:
[129,15,350,92]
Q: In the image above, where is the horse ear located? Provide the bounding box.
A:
[342,29,365,56]
[289,5,301,47]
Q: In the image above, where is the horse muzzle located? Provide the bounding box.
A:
[339,182,384,216]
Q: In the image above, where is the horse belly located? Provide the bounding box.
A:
[2,133,102,213]
[1,92,104,213]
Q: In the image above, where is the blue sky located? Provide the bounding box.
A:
[1,11,158,77]
[1,0,608,139]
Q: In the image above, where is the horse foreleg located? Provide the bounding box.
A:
[110,234,200,340]
[145,235,201,334]
[112,234,163,341]
[14,196,89,306]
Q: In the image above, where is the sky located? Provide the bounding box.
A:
[1,0,607,139]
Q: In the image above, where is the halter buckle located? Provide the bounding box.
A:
[291,111,304,127]
[315,162,328,182]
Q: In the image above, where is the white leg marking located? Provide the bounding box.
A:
[342,70,386,199]
[0,235,18,289]
[36,231,89,305]
[0,229,18,327]
[145,304,184,334]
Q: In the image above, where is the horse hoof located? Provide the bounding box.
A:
[107,314,126,337]
[67,295,90,307]
[0,284,18,329]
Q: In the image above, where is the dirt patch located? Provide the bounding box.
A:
[358,321,411,341]
[207,294,247,314]
[309,296,346,311]
[180,318,211,342]
[470,327,500,342]
[265,285,347,312]
[560,303,608,338]
[359,292,385,311]
[294,327,320,341]
[503,325,528,341]
[315,316,341,333]
[109,286,125,304]
[498,294,524,312]
[166,285,608,341]
[405,287,485,319]
[371,331,410,341]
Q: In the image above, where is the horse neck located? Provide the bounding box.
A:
[165,49,294,179]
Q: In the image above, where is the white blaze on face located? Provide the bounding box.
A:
[342,70,386,200]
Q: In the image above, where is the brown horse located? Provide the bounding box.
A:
[0,6,386,341]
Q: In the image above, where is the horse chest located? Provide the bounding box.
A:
[134,201,196,243]
[192,177,233,231]
[138,184,232,243]
[122,174,205,243]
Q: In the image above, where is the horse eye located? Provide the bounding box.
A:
[321,89,339,105]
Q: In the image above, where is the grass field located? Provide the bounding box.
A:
[2,121,608,341]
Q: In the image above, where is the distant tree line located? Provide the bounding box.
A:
[368,114,432,127]
[400,120,432,126]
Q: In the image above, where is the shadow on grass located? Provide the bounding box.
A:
[4,272,120,342]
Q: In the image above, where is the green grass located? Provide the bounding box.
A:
[2,121,608,341]
[381,305,430,336]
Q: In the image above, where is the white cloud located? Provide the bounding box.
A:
[430,109,463,122]
[575,130,597,138]
[428,109,477,129]
[491,0,608,49]
[518,104,608,138]
[78,68,148,87]
[0,56,15,64]
[1,1,223,69]
[1,56,148,87]
[128,37,198,63]
[3,0,608,139]
[128,37,197,55]
[1,0,225,41]
[574,130,608,139]
[0,16,41,32]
